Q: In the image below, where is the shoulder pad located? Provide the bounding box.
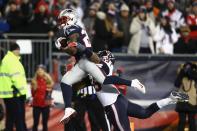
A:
[65,25,81,36]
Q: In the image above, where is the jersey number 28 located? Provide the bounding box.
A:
[81,29,91,47]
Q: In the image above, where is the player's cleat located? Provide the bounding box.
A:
[131,79,146,94]
[60,107,77,124]
[170,90,189,103]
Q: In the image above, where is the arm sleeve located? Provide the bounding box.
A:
[76,43,93,58]
[130,18,141,35]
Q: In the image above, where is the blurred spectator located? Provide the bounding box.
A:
[51,0,71,18]
[83,4,98,42]
[0,11,10,37]
[0,43,27,131]
[31,64,54,131]
[20,0,34,25]
[175,62,197,131]
[27,0,54,37]
[186,1,197,38]
[145,0,157,22]
[176,0,192,13]
[153,0,167,15]
[128,6,156,54]
[0,0,9,16]
[92,2,119,52]
[174,25,197,54]
[5,1,23,33]
[100,0,123,12]
[71,0,84,28]
[154,16,179,54]
[117,4,131,52]
[162,0,185,30]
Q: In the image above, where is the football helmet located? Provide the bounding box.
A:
[58,9,77,29]
[97,50,115,64]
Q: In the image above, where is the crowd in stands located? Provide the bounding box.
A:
[0,0,197,54]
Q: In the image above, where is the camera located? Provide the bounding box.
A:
[182,62,197,80]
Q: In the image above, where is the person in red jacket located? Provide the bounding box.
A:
[31,64,54,131]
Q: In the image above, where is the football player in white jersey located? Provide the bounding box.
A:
[94,50,189,131]
[55,9,146,124]
[59,49,189,131]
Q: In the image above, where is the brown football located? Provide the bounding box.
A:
[60,38,67,48]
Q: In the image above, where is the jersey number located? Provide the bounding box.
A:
[81,30,91,47]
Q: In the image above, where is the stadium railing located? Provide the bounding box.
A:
[52,52,197,61]
[0,33,52,80]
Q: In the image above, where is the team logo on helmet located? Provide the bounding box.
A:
[97,50,115,64]
[58,9,77,29]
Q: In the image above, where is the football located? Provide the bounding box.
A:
[60,38,67,48]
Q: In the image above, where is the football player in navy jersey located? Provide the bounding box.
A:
[55,9,146,124]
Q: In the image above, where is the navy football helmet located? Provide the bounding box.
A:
[97,50,115,64]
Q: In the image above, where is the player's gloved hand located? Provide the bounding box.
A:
[67,42,77,47]
[67,42,86,52]
[131,79,146,94]
[55,37,66,49]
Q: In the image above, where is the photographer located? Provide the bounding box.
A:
[175,62,197,131]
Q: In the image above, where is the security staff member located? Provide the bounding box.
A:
[0,43,27,131]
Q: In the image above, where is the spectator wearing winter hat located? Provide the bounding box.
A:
[92,2,122,52]
[83,4,98,42]
[117,4,132,52]
[128,6,156,54]
[174,25,197,54]
[186,1,197,38]
[51,0,71,18]
[26,0,54,37]
[145,0,157,22]
[162,0,185,30]
[5,1,23,33]
[153,0,167,15]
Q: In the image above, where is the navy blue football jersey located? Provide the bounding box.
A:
[62,25,92,60]
[64,25,92,48]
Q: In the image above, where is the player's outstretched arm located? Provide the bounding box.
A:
[103,76,146,94]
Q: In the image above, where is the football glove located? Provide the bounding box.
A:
[131,79,146,94]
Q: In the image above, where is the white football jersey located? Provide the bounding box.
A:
[96,61,120,107]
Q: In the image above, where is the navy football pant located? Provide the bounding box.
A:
[104,95,160,131]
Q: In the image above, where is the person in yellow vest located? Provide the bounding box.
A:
[0,47,6,130]
[0,43,27,131]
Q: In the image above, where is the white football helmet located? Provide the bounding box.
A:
[58,9,77,29]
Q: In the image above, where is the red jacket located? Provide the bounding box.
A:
[32,76,48,107]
